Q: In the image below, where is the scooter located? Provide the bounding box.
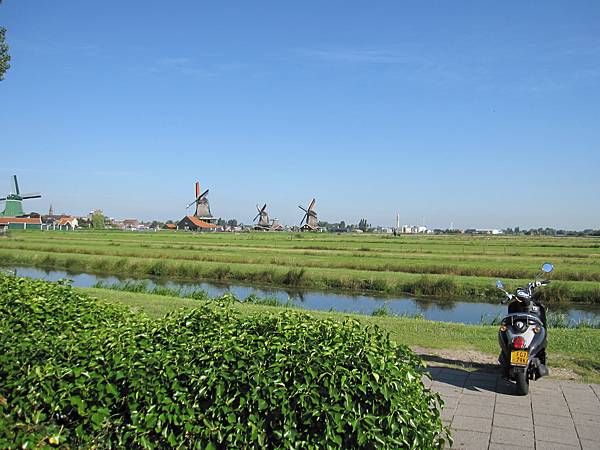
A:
[495,262,553,395]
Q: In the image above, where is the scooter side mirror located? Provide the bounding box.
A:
[496,280,505,290]
[542,262,554,273]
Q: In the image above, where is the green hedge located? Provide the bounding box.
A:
[0,274,449,448]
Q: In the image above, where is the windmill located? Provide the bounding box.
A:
[1,175,42,217]
[186,181,213,220]
[298,198,318,231]
[253,203,270,230]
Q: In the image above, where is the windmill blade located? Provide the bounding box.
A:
[0,197,6,201]
[307,210,317,217]
[21,192,41,199]
[300,213,308,225]
[13,176,20,195]
[186,199,197,209]
[261,203,267,213]
[308,198,316,210]
[298,205,308,212]
[199,189,209,199]
[253,212,261,222]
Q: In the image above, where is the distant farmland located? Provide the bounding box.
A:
[1,231,600,303]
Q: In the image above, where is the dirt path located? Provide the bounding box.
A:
[412,346,581,381]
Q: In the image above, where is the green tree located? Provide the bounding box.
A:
[0,1,10,81]
[358,218,368,232]
[92,213,105,230]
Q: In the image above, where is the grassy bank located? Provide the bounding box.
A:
[80,286,600,383]
[2,230,600,303]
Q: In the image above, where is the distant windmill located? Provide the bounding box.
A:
[186,181,212,219]
[253,203,270,229]
[0,175,42,217]
[298,198,318,231]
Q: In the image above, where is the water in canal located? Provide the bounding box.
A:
[4,266,600,326]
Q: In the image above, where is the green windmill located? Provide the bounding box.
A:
[0,175,42,217]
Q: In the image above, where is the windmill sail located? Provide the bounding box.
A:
[186,181,212,218]
[298,198,317,230]
[254,204,270,228]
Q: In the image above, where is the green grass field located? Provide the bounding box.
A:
[79,286,600,383]
[2,230,600,302]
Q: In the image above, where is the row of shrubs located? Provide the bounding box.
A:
[0,274,449,448]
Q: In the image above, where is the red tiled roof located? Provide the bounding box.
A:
[0,217,42,224]
[165,223,176,229]
[57,217,75,226]
[185,215,217,228]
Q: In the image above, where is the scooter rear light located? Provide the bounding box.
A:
[499,324,507,332]
[513,336,526,349]
[533,326,541,333]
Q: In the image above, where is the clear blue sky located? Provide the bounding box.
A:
[1,1,599,229]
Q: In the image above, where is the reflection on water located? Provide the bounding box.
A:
[3,266,600,325]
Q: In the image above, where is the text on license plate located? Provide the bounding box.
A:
[511,350,529,365]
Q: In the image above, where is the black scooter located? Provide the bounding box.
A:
[495,263,553,395]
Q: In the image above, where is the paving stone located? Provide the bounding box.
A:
[490,426,534,446]
[532,403,572,417]
[568,402,600,416]
[492,412,533,431]
[562,388,595,398]
[530,391,566,402]
[440,397,459,409]
[458,393,495,407]
[532,398,569,408]
[571,412,600,427]
[435,387,463,400]
[441,408,455,422]
[534,425,580,446]
[533,413,575,430]
[563,393,598,405]
[494,401,533,418]
[590,384,600,400]
[437,370,469,383]
[488,444,534,450]
[495,392,532,407]
[455,403,494,419]
[581,439,600,450]
[463,385,497,396]
[449,429,490,450]
[574,421,600,441]
[530,380,562,391]
[450,415,492,433]
[433,381,464,393]
[467,372,500,381]
[560,381,592,390]
[535,440,582,450]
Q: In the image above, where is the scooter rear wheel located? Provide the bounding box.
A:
[515,369,529,395]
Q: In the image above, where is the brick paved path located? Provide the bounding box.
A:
[424,366,600,449]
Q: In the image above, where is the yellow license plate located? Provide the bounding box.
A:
[511,350,529,366]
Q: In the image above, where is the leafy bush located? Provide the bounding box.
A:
[0,274,449,448]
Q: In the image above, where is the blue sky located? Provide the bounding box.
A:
[1,1,599,229]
